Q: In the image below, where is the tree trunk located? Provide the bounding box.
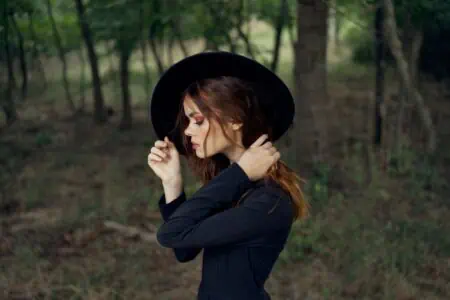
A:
[383,0,436,153]
[74,0,107,123]
[78,47,86,111]
[330,0,341,54]
[46,0,76,112]
[138,5,152,100]
[148,0,165,76]
[1,11,18,125]
[170,11,189,58]
[374,0,385,146]
[10,15,28,101]
[394,24,423,156]
[270,0,288,72]
[149,30,165,76]
[295,0,332,170]
[168,33,175,66]
[235,0,255,59]
[28,13,47,90]
[119,52,132,130]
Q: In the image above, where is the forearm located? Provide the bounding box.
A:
[162,177,183,204]
[158,178,202,262]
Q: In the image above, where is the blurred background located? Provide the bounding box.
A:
[1,0,450,299]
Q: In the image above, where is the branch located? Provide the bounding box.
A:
[383,0,436,153]
[103,221,157,243]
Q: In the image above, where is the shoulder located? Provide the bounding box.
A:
[252,178,291,200]
[243,180,294,219]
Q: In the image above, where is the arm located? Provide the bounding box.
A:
[156,163,293,249]
[158,191,203,262]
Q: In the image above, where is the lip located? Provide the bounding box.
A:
[191,142,200,149]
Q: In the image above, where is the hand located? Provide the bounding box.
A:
[237,134,280,181]
[148,136,182,184]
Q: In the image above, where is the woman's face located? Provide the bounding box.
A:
[182,96,244,162]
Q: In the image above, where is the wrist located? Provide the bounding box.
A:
[236,161,252,181]
[162,175,183,186]
[162,176,183,204]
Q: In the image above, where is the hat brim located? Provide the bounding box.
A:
[150,51,295,155]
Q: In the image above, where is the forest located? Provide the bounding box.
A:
[1,0,450,299]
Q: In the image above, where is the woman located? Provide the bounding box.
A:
[148,52,308,300]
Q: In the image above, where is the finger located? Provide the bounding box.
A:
[148,153,163,162]
[165,136,175,149]
[151,147,167,158]
[268,146,277,155]
[155,140,168,149]
[250,134,268,148]
[262,141,272,149]
[274,151,281,161]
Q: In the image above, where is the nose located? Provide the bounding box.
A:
[184,124,194,137]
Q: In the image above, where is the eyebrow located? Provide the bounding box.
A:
[186,111,200,118]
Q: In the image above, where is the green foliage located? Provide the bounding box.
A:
[34,131,53,147]
[88,0,142,55]
[254,0,296,27]
[388,138,447,194]
[304,162,331,206]
[281,219,325,261]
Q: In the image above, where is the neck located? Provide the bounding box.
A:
[224,146,246,164]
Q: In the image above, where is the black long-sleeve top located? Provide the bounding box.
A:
[157,162,294,300]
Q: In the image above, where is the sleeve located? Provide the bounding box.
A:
[156,163,293,249]
[158,191,202,262]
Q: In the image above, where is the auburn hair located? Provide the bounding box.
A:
[173,76,309,221]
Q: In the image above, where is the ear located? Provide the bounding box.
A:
[231,122,243,131]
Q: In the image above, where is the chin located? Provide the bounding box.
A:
[194,148,218,159]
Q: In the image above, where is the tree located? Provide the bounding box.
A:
[74,0,106,123]
[294,0,335,171]
[1,1,18,124]
[383,0,436,153]
[45,0,76,112]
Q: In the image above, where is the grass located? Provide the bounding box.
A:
[2,19,450,300]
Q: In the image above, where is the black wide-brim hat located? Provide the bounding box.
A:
[150,51,295,155]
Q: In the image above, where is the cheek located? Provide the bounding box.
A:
[199,122,210,142]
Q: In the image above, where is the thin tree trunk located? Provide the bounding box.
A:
[394,25,423,155]
[10,15,28,101]
[140,39,152,99]
[149,0,165,76]
[119,52,132,130]
[168,33,175,66]
[74,0,107,122]
[287,18,296,54]
[149,30,165,76]
[330,0,341,54]
[383,0,436,153]
[270,0,288,72]
[46,0,76,112]
[78,47,86,111]
[2,11,18,125]
[28,13,47,90]
[139,5,152,100]
[374,0,385,146]
[235,0,255,59]
[226,33,237,53]
[408,29,423,86]
[171,16,189,57]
